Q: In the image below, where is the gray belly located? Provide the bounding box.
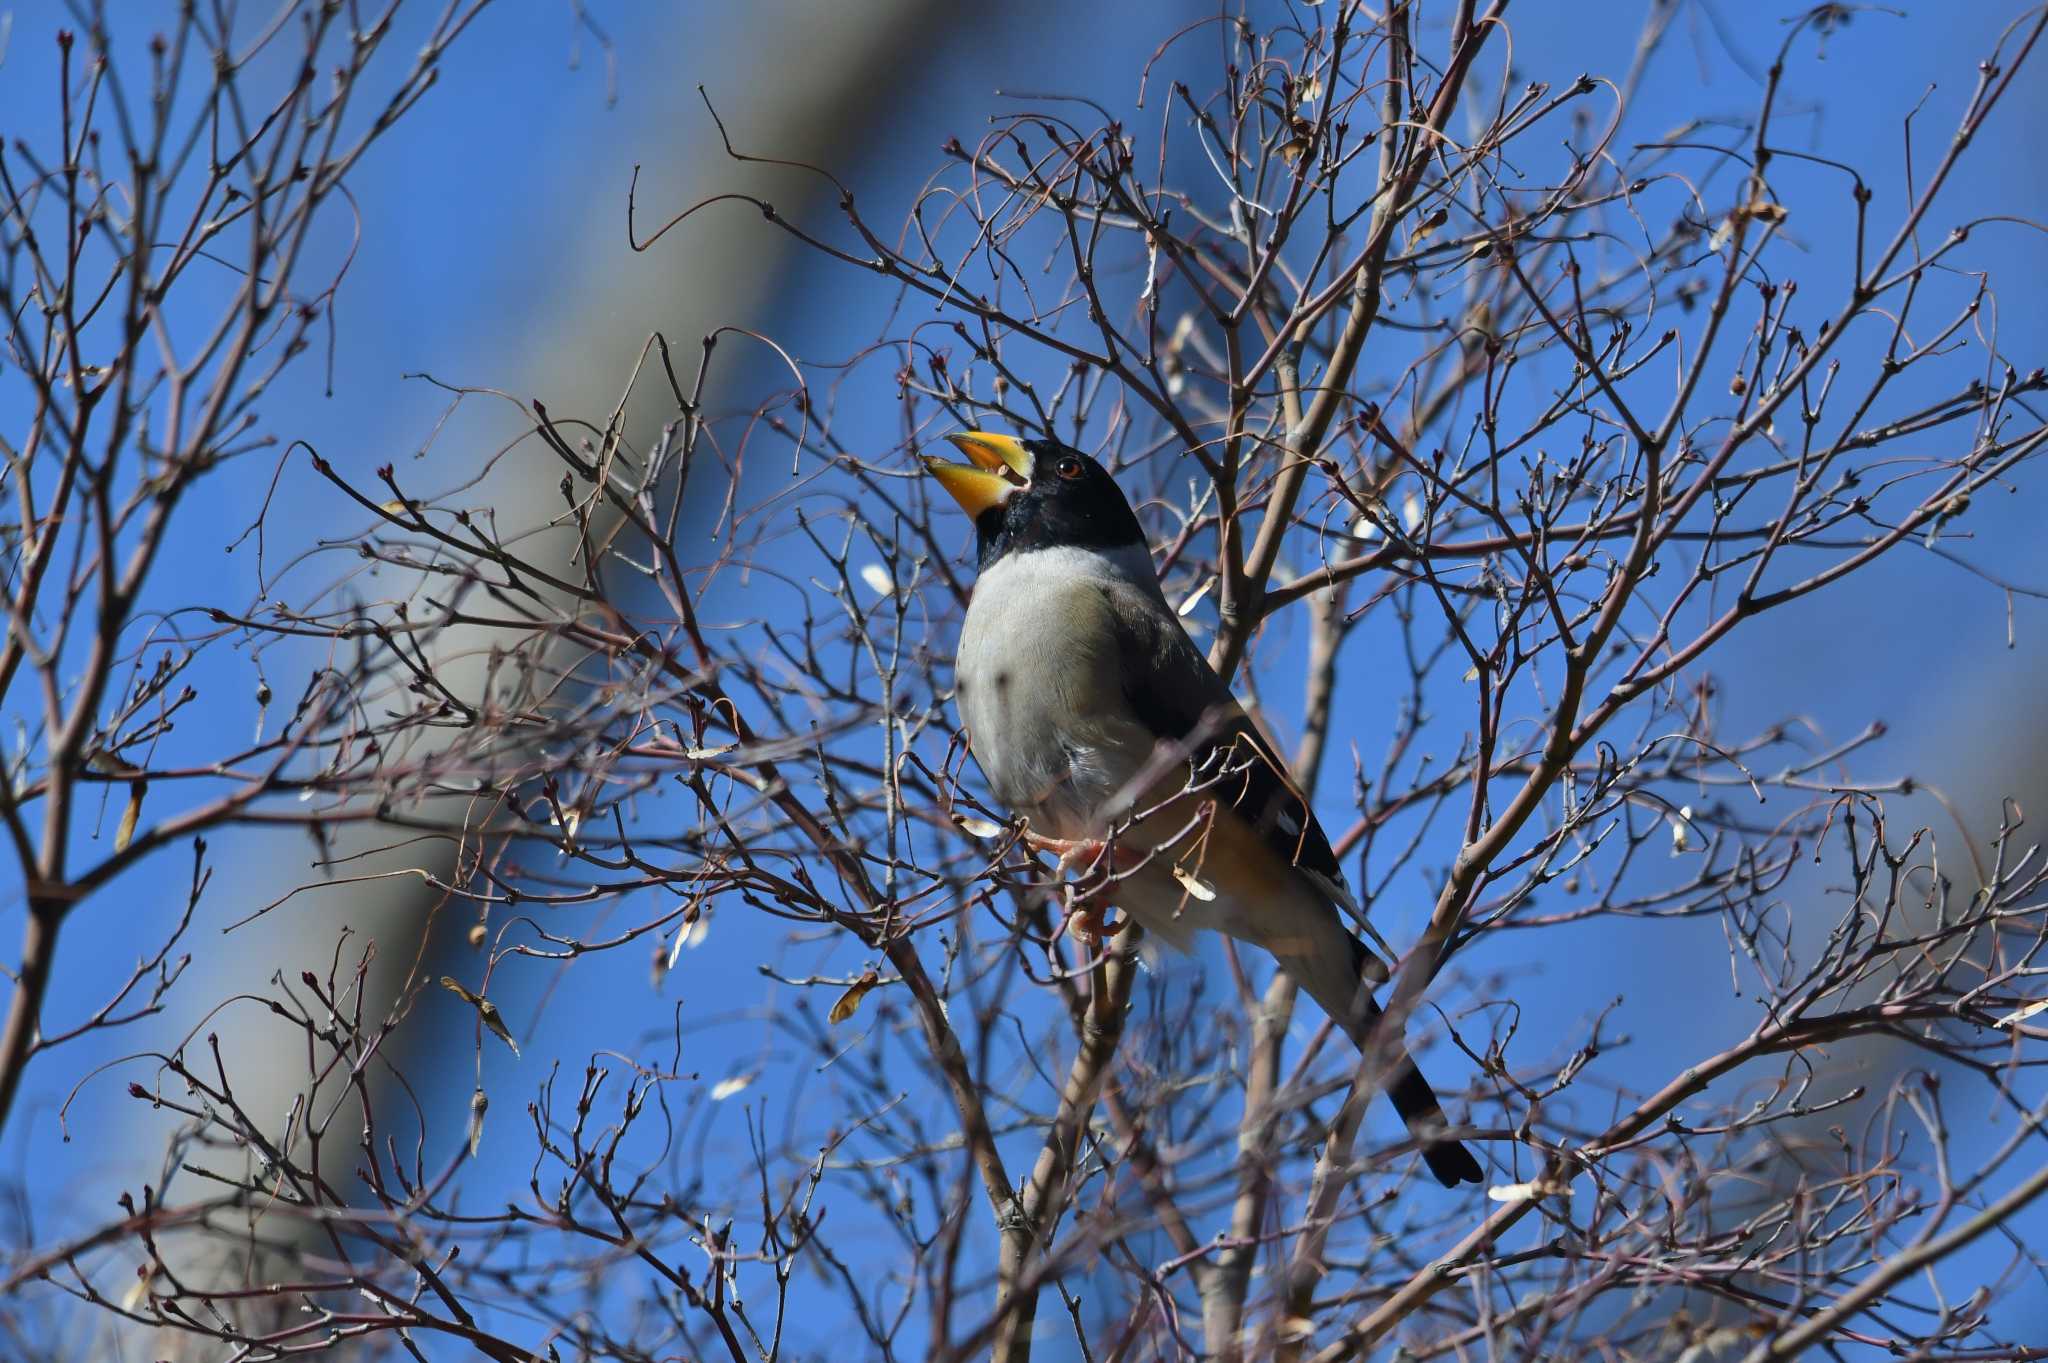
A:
[957,631,1107,835]
[953,562,1146,838]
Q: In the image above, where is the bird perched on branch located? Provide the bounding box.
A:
[924,430,1482,1187]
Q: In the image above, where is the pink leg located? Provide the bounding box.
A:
[1022,831,1133,941]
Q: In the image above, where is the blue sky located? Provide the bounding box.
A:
[3,1,2044,1356]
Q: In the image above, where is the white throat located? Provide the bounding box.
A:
[978,540,1160,599]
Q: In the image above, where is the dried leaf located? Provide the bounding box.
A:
[114,779,146,853]
[710,1071,757,1101]
[859,562,895,598]
[1408,204,1449,247]
[120,1263,158,1313]
[1176,576,1214,617]
[1670,805,1696,856]
[1995,998,2048,1029]
[440,976,521,1058]
[467,1087,488,1157]
[684,742,736,761]
[953,814,1005,839]
[828,970,882,1025]
[1172,864,1218,902]
[1487,1179,1567,1202]
[1277,137,1310,166]
[1401,492,1424,532]
[86,750,141,777]
[1745,199,1788,224]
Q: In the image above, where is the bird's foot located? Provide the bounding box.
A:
[1060,888,1129,943]
[1022,833,1135,943]
[1022,831,1111,874]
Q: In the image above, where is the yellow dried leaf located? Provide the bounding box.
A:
[114,779,146,853]
[828,970,882,1025]
[1408,205,1449,247]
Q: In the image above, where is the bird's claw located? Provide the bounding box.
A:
[1022,833,1133,942]
[1060,890,1128,943]
[1021,830,1106,873]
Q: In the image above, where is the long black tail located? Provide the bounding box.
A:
[1382,1031,1484,1187]
[1278,936,1483,1187]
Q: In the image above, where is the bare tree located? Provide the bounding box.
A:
[0,0,495,1134]
[6,2,2048,1361]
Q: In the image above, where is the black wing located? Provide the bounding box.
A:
[1098,577,1354,905]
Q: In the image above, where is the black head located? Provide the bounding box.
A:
[924,432,1145,571]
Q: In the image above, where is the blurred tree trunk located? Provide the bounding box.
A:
[138,0,964,1348]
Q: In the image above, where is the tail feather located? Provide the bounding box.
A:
[1386,1049,1484,1186]
[1277,935,1484,1188]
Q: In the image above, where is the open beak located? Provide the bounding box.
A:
[922,431,1033,518]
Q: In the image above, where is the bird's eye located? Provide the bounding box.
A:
[1055,455,1084,481]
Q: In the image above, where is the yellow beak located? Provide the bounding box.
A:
[922,431,1033,518]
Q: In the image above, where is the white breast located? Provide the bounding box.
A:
[954,544,1161,836]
